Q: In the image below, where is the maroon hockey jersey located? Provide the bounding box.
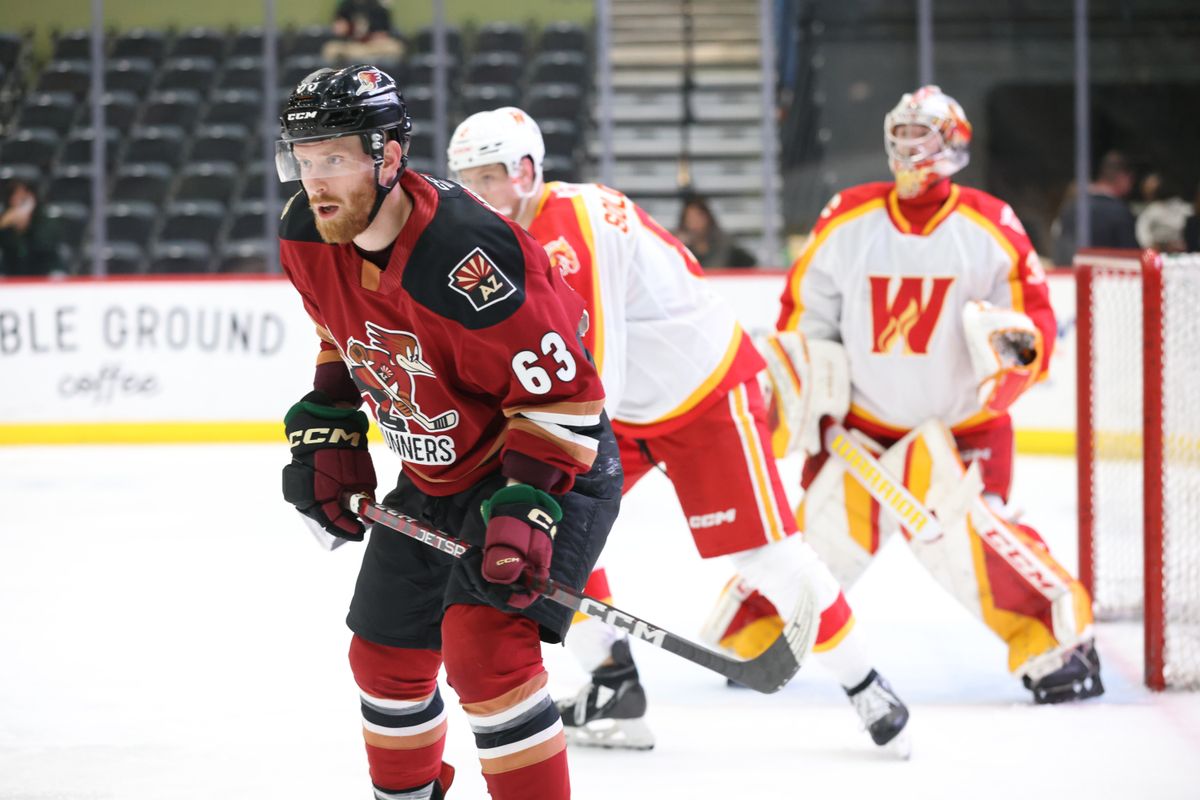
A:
[279,170,606,496]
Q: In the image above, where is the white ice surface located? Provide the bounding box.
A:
[2,446,1198,799]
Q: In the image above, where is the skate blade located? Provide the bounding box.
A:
[563,717,656,751]
[881,728,912,760]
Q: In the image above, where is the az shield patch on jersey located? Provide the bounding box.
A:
[448,247,516,311]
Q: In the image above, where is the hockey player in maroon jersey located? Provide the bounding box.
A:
[275,65,622,800]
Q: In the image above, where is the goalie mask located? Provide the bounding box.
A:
[884,85,972,199]
[447,107,545,217]
[276,64,413,224]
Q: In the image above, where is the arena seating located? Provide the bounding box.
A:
[0,20,592,274]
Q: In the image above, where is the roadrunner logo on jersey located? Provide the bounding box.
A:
[448,247,516,311]
[344,322,459,465]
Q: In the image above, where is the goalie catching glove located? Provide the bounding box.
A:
[758,330,851,458]
[961,301,1044,414]
[467,483,562,610]
[282,390,377,541]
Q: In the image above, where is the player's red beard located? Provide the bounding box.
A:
[310,180,376,244]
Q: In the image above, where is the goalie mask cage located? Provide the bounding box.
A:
[1076,249,1200,691]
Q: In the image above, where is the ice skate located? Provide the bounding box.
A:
[846,670,911,758]
[556,639,655,751]
[1023,641,1104,704]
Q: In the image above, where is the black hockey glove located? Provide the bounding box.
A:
[282,391,376,541]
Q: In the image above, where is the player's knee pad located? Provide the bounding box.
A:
[699,574,784,660]
[442,604,564,777]
[441,604,545,701]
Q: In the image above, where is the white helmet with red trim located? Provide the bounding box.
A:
[447,107,545,183]
[884,85,972,199]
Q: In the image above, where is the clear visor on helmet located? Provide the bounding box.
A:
[885,122,942,167]
[274,133,375,182]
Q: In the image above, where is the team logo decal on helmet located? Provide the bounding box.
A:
[884,85,972,198]
[355,68,383,95]
[448,248,517,311]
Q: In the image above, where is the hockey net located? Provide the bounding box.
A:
[1076,249,1200,690]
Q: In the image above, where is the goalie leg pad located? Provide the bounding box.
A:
[799,443,900,589]
[699,575,786,660]
[873,421,1095,673]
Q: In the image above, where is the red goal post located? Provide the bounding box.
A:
[1075,248,1200,690]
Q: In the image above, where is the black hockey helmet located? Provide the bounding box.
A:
[276,65,413,218]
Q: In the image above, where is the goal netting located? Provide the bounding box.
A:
[1076,249,1200,690]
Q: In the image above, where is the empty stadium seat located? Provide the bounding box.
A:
[191,124,251,163]
[219,239,270,273]
[229,28,267,58]
[61,127,120,168]
[99,91,141,132]
[140,90,203,129]
[412,25,463,58]
[111,29,168,62]
[156,57,219,94]
[528,51,589,88]
[36,59,91,96]
[525,82,584,121]
[84,240,146,274]
[171,28,228,60]
[104,58,155,95]
[52,29,100,62]
[285,25,332,59]
[0,129,60,172]
[122,126,186,170]
[203,89,262,129]
[111,162,173,205]
[105,202,159,247]
[538,118,581,159]
[538,21,589,54]
[46,166,95,206]
[150,240,213,273]
[175,161,239,203]
[462,83,519,115]
[218,56,266,91]
[0,32,25,72]
[160,200,227,247]
[475,22,528,56]
[465,51,523,88]
[18,92,79,133]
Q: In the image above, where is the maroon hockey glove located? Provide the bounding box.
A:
[282,391,376,541]
[476,483,562,609]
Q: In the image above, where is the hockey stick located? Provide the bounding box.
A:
[823,424,945,542]
[347,493,814,694]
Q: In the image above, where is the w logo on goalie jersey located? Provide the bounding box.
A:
[868,275,955,355]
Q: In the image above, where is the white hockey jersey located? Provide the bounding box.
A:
[528,182,764,435]
[777,181,1055,436]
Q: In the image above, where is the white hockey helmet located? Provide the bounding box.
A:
[884,85,972,198]
[446,106,545,184]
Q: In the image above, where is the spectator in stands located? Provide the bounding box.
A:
[321,0,405,66]
[1051,150,1139,265]
[0,179,65,277]
[1135,174,1192,253]
[674,193,756,269]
